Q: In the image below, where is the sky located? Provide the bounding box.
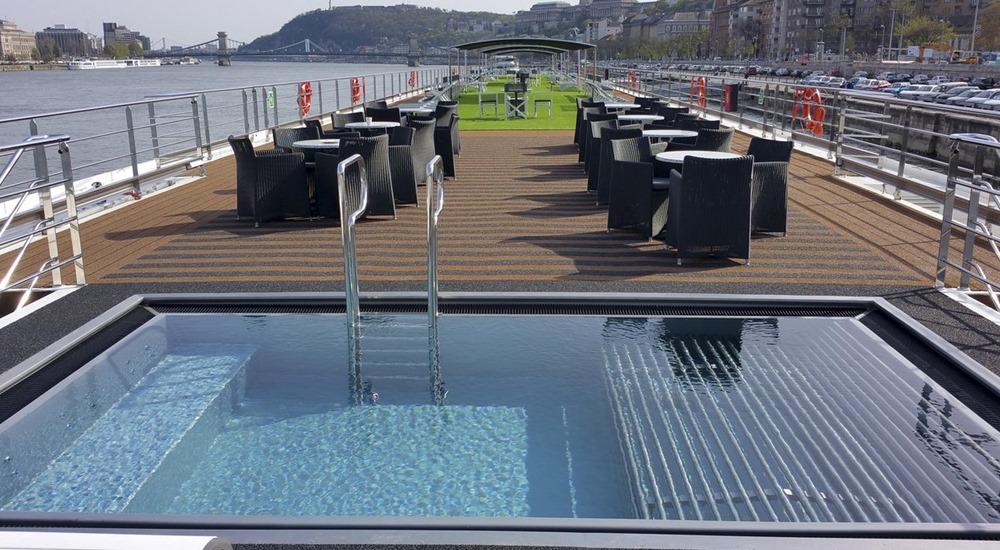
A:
[2,0,539,47]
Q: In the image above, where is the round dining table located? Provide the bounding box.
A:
[643,129,698,141]
[344,121,401,130]
[604,102,640,111]
[617,114,664,123]
[397,104,435,115]
[654,150,742,164]
[291,139,341,151]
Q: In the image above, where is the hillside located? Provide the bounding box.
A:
[243,6,512,53]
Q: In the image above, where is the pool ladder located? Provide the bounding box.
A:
[338,155,445,405]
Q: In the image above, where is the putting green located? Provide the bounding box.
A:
[456,76,586,131]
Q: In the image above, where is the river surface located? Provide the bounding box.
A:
[0,62,444,187]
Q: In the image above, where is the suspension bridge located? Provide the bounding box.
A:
[153,34,452,67]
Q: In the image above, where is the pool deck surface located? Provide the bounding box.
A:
[0,128,998,372]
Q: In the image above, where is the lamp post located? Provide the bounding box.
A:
[970,0,981,53]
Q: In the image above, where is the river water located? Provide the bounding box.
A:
[0,61,444,188]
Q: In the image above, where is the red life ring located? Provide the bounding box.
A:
[350,77,361,104]
[690,77,707,108]
[628,70,638,88]
[408,70,417,88]
[297,82,312,117]
[793,87,826,137]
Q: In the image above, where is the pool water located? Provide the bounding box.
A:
[1,313,999,523]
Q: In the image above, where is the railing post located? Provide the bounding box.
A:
[827,92,839,160]
[833,100,847,177]
[261,87,270,128]
[252,88,261,130]
[58,142,85,285]
[382,73,387,99]
[317,80,324,115]
[241,89,251,134]
[124,106,141,191]
[272,86,279,124]
[959,147,987,290]
[190,97,204,161]
[29,132,62,286]
[896,105,912,184]
[200,93,213,159]
[147,102,161,168]
[935,140,961,288]
[335,79,341,111]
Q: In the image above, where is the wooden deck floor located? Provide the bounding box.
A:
[4,130,998,291]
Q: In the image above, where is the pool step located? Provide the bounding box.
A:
[4,344,254,513]
[356,318,440,405]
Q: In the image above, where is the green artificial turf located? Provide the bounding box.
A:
[456,76,586,131]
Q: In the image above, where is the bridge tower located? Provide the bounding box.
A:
[217,31,232,66]
[407,38,420,67]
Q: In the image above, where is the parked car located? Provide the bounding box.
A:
[884,82,911,95]
[964,89,1000,108]
[910,74,930,84]
[928,75,950,85]
[898,84,937,100]
[825,77,846,88]
[970,77,997,89]
[775,67,790,76]
[942,88,986,105]
[927,84,974,102]
[983,96,1000,111]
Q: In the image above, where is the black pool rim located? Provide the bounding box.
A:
[1,291,999,548]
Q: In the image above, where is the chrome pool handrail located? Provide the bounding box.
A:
[337,153,368,406]
[425,155,446,405]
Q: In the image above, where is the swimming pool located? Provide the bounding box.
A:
[0,293,999,539]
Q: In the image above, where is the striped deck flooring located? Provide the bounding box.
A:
[3,130,998,289]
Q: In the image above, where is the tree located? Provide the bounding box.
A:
[978,2,1000,51]
[104,42,130,59]
[901,15,955,49]
[30,47,40,61]
[128,41,144,58]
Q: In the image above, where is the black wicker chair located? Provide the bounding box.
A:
[635,97,659,109]
[368,106,402,125]
[272,126,319,153]
[313,152,341,219]
[418,112,458,178]
[228,135,311,226]
[582,113,617,170]
[338,134,396,218]
[575,100,604,146]
[663,155,754,264]
[596,125,643,205]
[586,119,619,192]
[333,111,365,129]
[655,106,689,126]
[578,107,609,163]
[388,126,419,205]
[364,100,388,114]
[668,128,734,153]
[305,118,360,140]
[407,117,437,182]
[671,112,700,128]
[750,161,790,235]
[747,137,794,162]
[435,102,461,156]
[607,137,670,240]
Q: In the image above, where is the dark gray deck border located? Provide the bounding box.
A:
[1,292,999,547]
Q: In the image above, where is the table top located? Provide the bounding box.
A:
[291,139,341,150]
[618,114,664,122]
[643,129,698,139]
[605,103,640,110]
[655,150,742,163]
[345,121,401,129]
[398,105,434,114]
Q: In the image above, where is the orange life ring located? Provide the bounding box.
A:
[689,76,707,108]
[297,82,312,117]
[350,77,361,104]
[793,87,826,137]
[628,70,638,88]
[408,70,417,88]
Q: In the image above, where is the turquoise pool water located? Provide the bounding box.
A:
[1,313,999,523]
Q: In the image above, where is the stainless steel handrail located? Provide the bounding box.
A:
[337,153,368,405]
[0,135,85,301]
[425,155,445,405]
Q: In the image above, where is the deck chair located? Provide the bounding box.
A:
[479,92,500,119]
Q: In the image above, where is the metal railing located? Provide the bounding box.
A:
[935,135,1000,309]
[425,155,445,405]
[0,66,462,237]
[0,135,85,309]
[337,153,368,406]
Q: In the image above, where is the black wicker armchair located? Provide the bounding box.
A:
[586,119,619,192]
[338,134,396,218]
[667,128,734,153]
[574,100,604,146]
[228,135,311,226]
[607,137,671,240]
[663,155,754,264]
[333,111,365,129]
[635,97,659,109]
[750,161,790,235]
[582,113,618,170]
[407,117,437,181]
[596,125,643,205]
[313,152,341,219]
[387,126,419,206]
[578,107,608,163]
[272,127,319,153]
[305,119,361,140]
[418,111,458,179]
[654,106,689,126]
[435,102,461,156]
[364,100,388,114]
[747,137,794,162]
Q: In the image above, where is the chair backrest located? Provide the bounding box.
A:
[368,106,402,124]
[636,97,658,109]
[228,135,258,217]
[610,136,653,164]
[581,100,605,109]
[333,111,365,128]
[674,113,700,130]
[364,100,388,113]
[673,156,754,251]
[694,119,721,130]
[272,126,318,152]
[338,133,394,216]
[434,103,458,127]
[588,113,618,125]
[694,128,734,152]
[323,130,362,140]
[389,126,415,146]
[747,137,794,162]
[303,118,325,136]
[602,126,643,144]
[590,119,618,141]
[228,135,256,162]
